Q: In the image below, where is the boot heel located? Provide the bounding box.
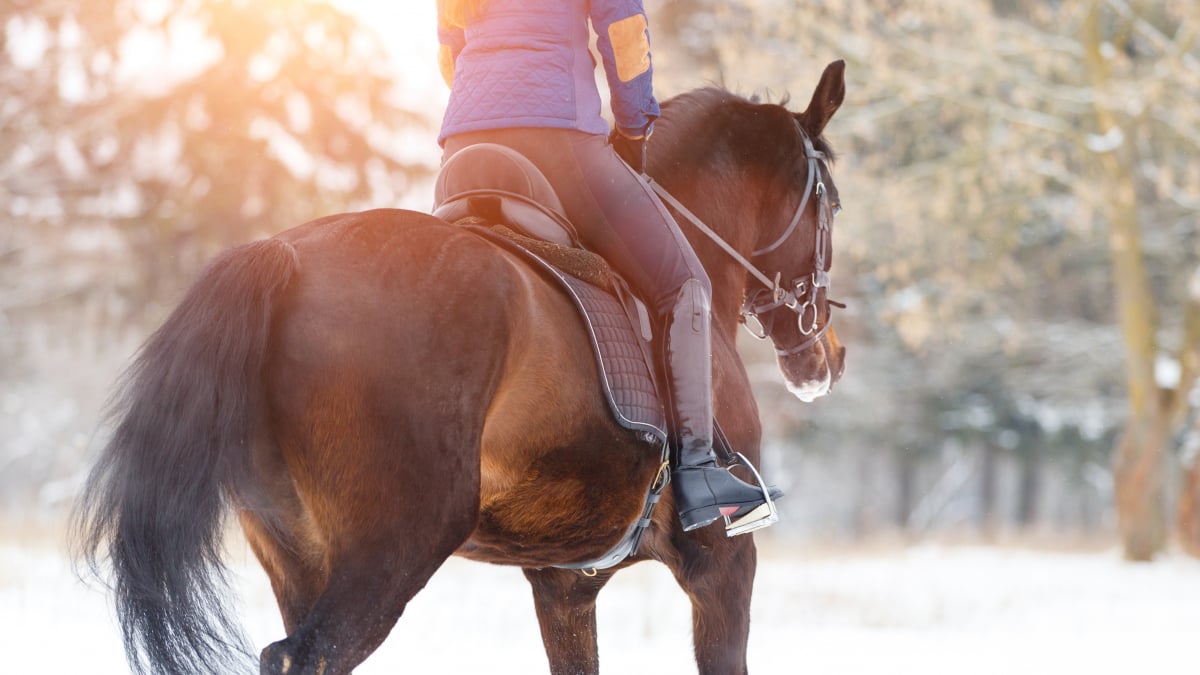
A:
[679,504,723,531]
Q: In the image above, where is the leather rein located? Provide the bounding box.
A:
[642,128,838,357]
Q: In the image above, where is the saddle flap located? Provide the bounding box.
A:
[433,143,580,247]
[459,226,667,442]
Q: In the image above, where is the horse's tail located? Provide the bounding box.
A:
[73,238,298,675]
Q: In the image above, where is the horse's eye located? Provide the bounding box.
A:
[831,203,842,217]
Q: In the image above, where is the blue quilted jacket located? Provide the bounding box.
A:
[437,0,660,145]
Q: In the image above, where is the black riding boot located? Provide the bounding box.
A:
[666,279,783,534]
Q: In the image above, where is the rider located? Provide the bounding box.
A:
[436,0,781,533]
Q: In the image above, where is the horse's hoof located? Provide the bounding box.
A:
[261,640,332,675]
[261,640,295,675]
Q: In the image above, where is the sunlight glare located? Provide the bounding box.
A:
[318,0,446,113]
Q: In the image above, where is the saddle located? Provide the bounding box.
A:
[434,143,668,442]
[433,143,580,247]
[433,143,669,570]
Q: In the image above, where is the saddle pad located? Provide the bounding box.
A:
[556,273,667,441]
[468,227,668,443]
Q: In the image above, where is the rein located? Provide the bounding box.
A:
[642,127,837,355]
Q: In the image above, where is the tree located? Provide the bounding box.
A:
[0,0,432,507]
[3,0,429,309]
[1076,0,1200,559]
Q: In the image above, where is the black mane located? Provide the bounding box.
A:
[645,87,835,183]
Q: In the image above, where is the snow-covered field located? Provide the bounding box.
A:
[3,528,1199,674]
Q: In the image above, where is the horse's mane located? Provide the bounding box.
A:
[648,87,835,183]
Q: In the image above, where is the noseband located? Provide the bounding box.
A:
[644,127,838,357]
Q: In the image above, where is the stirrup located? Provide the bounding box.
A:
[723,452,779,537]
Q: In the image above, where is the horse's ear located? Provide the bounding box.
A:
[797,60,845,137]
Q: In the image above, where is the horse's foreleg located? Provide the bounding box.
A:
[523,566,615,675]
[668,534,757,675]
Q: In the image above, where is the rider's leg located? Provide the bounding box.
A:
[662,278,780,531]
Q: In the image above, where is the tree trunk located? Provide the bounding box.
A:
[1174,269,1200,556]
[978,443,997,539]
[895,447,916,532]
[1015,444,1040,528]
[1179,438,1200,558]
[1114,413,1171,560]
[1081,0,1167,561]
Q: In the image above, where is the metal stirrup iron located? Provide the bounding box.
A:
[723,452,780,536]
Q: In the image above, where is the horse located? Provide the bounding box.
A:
[74,60,847,675]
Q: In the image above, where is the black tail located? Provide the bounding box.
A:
[73,238,298,675]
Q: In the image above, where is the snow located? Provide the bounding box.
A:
[1086,126,1125,154]
[1156,354,1181,389]
[4,534,1200,674]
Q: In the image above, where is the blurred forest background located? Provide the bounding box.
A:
[1,0,1198,562]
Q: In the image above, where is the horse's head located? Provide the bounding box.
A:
[645,60,848,402]
[747,61,847,401]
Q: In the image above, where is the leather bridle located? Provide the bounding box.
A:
[643,126,839,357]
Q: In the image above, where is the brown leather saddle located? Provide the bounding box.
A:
[433,143,580,248]
[432,143,668,571]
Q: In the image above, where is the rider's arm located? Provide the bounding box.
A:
[589,0,661,139]
[437,10,465,89]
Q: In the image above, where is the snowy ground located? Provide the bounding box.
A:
[3,527,1200,674]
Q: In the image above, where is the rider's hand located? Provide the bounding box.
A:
[617,121,654,141]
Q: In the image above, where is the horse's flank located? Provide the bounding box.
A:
[260,210,662,568]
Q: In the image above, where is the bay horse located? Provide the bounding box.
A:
[74,60,847,674]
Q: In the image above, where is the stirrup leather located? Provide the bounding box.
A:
[723,452,779,537]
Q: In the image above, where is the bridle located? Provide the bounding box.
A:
[642,125,839,357]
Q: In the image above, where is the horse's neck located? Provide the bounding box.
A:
[667,184,758,335]
[708,263,749,335]
[711,321,762,455]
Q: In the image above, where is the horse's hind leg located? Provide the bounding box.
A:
[523,566,614,675]
[240,510,324,634]
[664,534,757,675]
[257,475,479,675]
[256,405,482,674]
